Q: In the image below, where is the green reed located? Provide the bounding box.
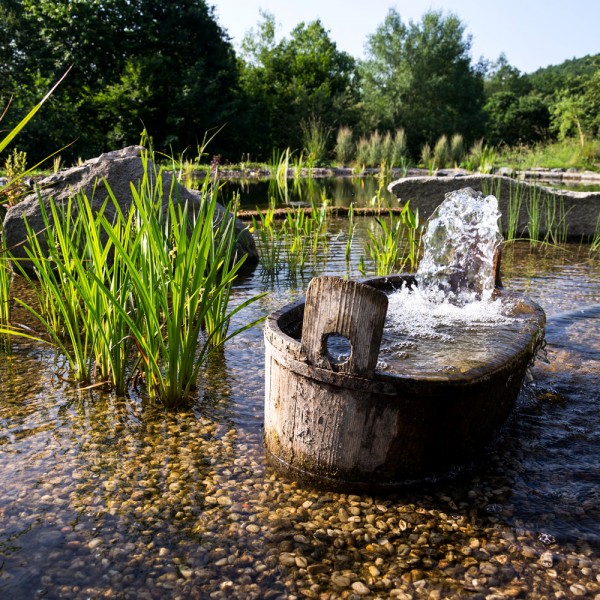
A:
[360,202,421,276]
[506,180,524,242]
[101,151,263,405]
[542,193,570,245]
[11,146,263,405]
[345,203,355,262]
[17,195,95,382]
[591,214,600,253]
[251,199,284,276]
[525,183,544,244]
[0,225,12,352]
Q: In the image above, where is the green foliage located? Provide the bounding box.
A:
[463,139,496,173]
[359,9,485,155]
[527,54,600,98]
[3,1,240,162]
[484,91,550,146]
[2,148,28,206]
[360,203,421,276]
[334,126,354,166]
[484,53,532,97]
[551,71,600,146]
[592,214,600,253]
[239,13,359,155]
[0,225,11,343]
[2,1,599,165]
[432,135,450,169]
[449,133,464,165]
[494,138,600,171]
[10,145,264,406]
[301,117,331,167]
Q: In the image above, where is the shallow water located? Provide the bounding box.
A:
[0,233,599,599]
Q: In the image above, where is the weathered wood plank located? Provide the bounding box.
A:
[301,276,388,378]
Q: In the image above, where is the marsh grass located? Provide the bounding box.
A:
[334,126,354,166]
[0,227,12,352]
[10,145,264,406]
[592,214,600,252]
[250,194,330,280]
[251,200,284,276]
[360,202,421,276]
[432,135,449,169]
[345,202,355,262]
[301,117,331,168]
[353,129,409,168]
[542,194,570,245]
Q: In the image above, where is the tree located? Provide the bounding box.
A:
[484,53,531,97]
[484,91,550,146]
[2,0,241,162]
[551,71,600,146]
[359,9,486,156]
[239,13,360,157]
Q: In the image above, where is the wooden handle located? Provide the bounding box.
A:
[301,276,388,377]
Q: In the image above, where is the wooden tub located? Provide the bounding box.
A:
[264,275,546,490]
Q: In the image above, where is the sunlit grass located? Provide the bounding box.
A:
[9,143,264,406]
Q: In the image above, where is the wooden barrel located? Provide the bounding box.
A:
[264,275,546,490]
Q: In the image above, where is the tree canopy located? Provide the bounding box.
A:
[359,9,486,154]
[238,12,359,157]
[1,2,599,166]
[1,0,240,162]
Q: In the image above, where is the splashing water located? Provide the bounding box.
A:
[382,188,518,374]
[416,187,502,304]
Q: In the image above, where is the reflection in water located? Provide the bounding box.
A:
[0,234,599,598]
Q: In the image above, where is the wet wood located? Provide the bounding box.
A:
[264,274,546,490]
[301,277,388,377]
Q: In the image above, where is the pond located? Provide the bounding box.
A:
[219,175,398,210]
[0,213,599,598]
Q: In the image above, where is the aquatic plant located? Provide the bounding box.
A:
[432,134,450,169]
[3,149,28,206]
[251,199,284,277]
[367,130,383,168]
[592,213,600,252]
[360,202,421,276]
[0,224,12,351]
[345,202,355,262]
[301,117,331,168]
[420,142,433,172]
[250,194,330,280]
[390,128,408,168]
[449,133,464,166]
[11,144,264,405]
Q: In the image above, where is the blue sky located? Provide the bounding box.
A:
[210,0,600,74]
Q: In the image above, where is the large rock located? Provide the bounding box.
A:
[3,146,257,276]
[388,174,600,240]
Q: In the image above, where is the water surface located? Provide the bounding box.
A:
[0,231,599,599]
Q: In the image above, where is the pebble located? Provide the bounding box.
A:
[1,335,598,600]
[539,551,554,567]
[331,574,351,588]
[351,581,371,595]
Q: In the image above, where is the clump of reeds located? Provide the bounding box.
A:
[360,202,421,276]
[334,126,354,166]
[301,117,331,168]
[250,194,330,281]
[10,144,264,406]
[420,142,433,172]
[591,214,600,253]
[432,135,449,169]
